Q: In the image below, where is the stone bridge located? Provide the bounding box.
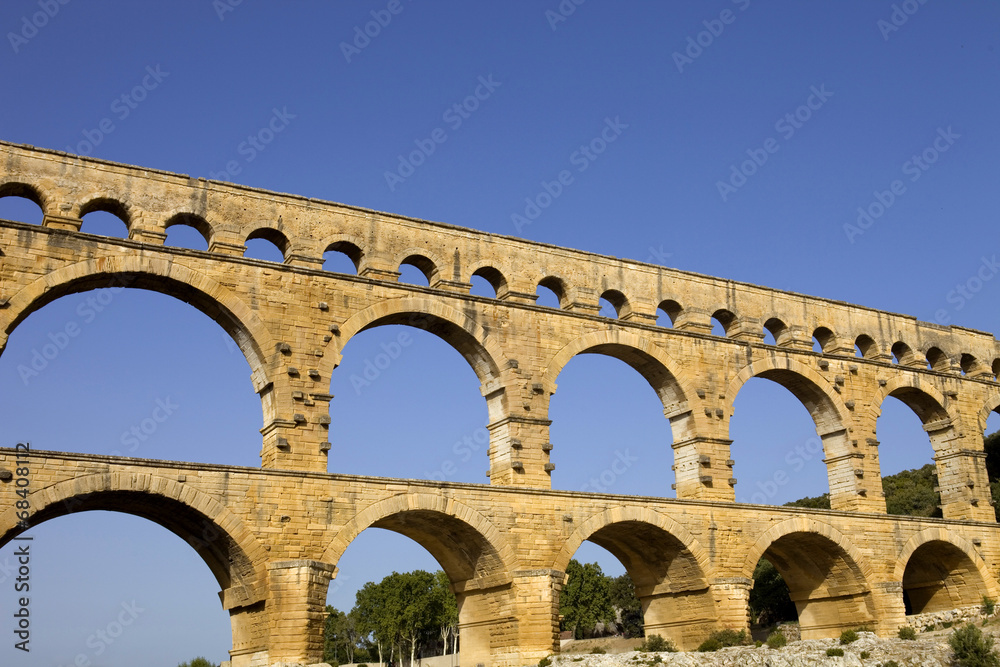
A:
[1,141,999,666]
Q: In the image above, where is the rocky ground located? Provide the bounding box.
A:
[539,624,1000,666]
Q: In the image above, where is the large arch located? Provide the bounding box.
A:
[742,518,877,639]
[726,357,851,440]
[333,297,508,398]
[323,493,516,667]
[0,472,268,658]
[555,506,716,650]
[894,528,998,614]
[0,256,274,394]
[542,330,699,441]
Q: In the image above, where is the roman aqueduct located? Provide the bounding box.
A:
[1,141,1000,665]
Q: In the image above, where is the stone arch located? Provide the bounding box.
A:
[726,357,851,447]
[322,493,516,667]
[332,297,508,398]
[397,248,444,285]
[0,256,274,394]
[320,233,366,273]
[0,473,267,603]
[76,194,136,229]
[555,506,716,649]
[245,226,289,260]
[743,518,877,639]
[164,210,217,248]
[469,263,508,298]
[0,180,47,211]
[542,329,699,441]
[894,528,998,614]
[976,392,1000,433]
[867,376,953,431]
[323,493,515,584]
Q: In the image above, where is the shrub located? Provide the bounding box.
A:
[949,623,1000,667]
[985,596,997,616]
[898,626,917,640]
[925,624,937,632]
[766,632,787,649]
[755,640,763,647]
[590,647,606,655]
[883,661,900,667]
[944,621,955,629]
[697,629,749,652]
[538,657,552,667]
[637,634,675,653]
[860,650,870,659]
[840,629,859,644]
[177,660,217,667]
[826,647,844,656]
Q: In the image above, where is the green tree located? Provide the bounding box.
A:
[177,659,217,667]
[784,493,830,510]
[352,570,449,666]
[882,463,942,517]
[433,570,460,655]
[324,605,361,665]
[748,558,796,626]
[560,560,614,639]
[609,574,644,638]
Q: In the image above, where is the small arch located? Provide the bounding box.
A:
[323,240,363,275]
[812,327,835,353]
[79,197,132,229]
[743,519,876,639]
[855,334,878,359]
[245,227,288,262]
[896,530,997,614]
[711,309,736,337]
[399,254,437,286]
[891,341,916,366]
[555,507,716,649]
[165,212,213,250]
[960,353,985,378]
[537,276,566,309]
[925,347,950,372]
[599,289,629,319]
[993,358,1000,381]
[657,300,681,328]
[0,182,45,224]
[763,317,788,346]
[471,266,507,299]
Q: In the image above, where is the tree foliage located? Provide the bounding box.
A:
[609,574,644,638]
[177,659,217,667]
[560,560,615,639]
[748,558,796,626]
[330,569,456,665]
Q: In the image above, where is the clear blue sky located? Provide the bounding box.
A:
[1,1,999,665]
